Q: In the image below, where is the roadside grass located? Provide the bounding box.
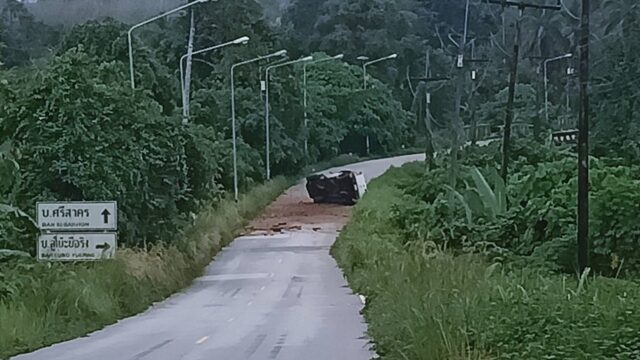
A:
[0,177,289,359]
[332,163,640,360]
[0,151,420,359]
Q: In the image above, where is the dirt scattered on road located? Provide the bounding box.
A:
[247,182,352,234]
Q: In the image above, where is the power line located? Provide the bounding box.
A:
[483,0,563,182]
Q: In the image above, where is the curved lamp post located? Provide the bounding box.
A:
[264,56,314,180]
[180,36,250,119]
[230,49,288,201]
[544,53,573,125]
[360,53,398,154]
[128,0,210,90]
[362,53,397,90]
[302,54,344,158]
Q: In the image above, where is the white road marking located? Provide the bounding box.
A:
[196,336,209,345]
[197,273,270,282]
[269,273,275,278]
[260,286,266,291]
[278,258,283,264]
[227,317,235,323]
[247,301,253,306]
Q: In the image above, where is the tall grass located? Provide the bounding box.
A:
[332,163,640,360]
[0,177,289,359]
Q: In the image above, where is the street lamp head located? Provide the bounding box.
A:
[301,56,314,62]
[357,56,369,61]
[233,36,250,45]
[387,53,398,59]
[333,54,345,60]
[563,53,573,59]
[273,50,288,57]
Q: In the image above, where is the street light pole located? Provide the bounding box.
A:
[180,36,250,120]
[128,0,209,90]
[265,56,314,180]
[544,53,573,126]
[361,53,398,155]
[356,56,369,90]
[363,54,398,90]
[303,54,344,159]
[230,49,287,201]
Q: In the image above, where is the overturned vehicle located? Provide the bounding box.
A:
[305,170,367,206]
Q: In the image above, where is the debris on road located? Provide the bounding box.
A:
[247,181,353,234]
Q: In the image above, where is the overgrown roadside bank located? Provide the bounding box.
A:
[332,155,640,359]
[0,178,288,359]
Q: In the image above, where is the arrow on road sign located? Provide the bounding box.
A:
[101,209,111,224]
[96,242,111,250]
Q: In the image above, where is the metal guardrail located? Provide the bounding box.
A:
[464,118,578,146]
[464,122,533,142]
[551,129,579,145]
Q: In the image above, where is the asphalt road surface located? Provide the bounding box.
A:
[14,154,425,360]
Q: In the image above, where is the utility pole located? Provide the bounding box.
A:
[412,50,449,165]
[577,0,590,273]
[468,41,490,144]
[425,49,434,161]
[486,0,562,181]
[501,6,519,181]
[446,0,472,214]
[183,10,196,119]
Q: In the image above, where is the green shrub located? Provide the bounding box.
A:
[333,163,640,360]
[0,48,225,251]
[392,143,640,276]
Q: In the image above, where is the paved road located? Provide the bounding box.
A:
[14,154,425,360]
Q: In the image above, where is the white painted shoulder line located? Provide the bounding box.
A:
[197,273,270,281]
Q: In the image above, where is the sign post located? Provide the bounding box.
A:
[36,201,118,262]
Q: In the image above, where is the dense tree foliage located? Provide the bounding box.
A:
[2,1,640,358]
[0,1,412,253]
[282,0,640,156]
[0,0,59,67]
[1,0,639,254]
